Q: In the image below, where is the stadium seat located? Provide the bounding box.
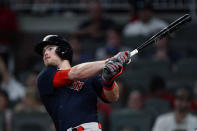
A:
[144,98,171,117]
[165,73,197,86]
[12,111,52,131]
[123,59,171,89]
[163,58,197,85]
[122,69,151,88]
[177,58,197,73]
[110,108,153,131]
[170,23,197,56]
[127,59,171,74]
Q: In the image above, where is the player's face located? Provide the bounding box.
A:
[43,45,62,67]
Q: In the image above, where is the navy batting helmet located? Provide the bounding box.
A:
[34,35,73,63]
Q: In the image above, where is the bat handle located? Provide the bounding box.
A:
[127,49,139,64]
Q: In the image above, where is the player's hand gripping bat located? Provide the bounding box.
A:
[127,13,192,63]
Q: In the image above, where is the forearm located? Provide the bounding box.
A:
[102,82,119,102]
[69,60,107,80]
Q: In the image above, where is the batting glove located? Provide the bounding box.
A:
[102,60,123,84]
[110,51,130,65]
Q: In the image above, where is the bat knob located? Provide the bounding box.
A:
[126,59,131,64]
[126,49,138,64]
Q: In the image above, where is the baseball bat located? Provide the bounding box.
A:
[103,14,192,74]
[128,14,192,60]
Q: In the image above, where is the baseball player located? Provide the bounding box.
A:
[34,35,129,131]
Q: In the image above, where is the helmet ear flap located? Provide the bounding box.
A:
[56,46,66,59]
[55,46,73,63]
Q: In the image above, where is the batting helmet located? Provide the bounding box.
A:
[34,35,73,63]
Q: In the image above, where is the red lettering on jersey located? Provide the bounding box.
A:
[69,81,84,91]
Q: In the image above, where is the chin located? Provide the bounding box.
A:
[44,62,57,67]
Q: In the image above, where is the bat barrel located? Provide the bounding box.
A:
[136,14,192,52]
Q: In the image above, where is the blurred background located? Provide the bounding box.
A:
[0,0,197,131]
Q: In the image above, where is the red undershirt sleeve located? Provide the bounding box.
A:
[53,69,73,88]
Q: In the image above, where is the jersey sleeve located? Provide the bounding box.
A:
[53,69,73,88]
[37,67,57,95]
[91,74,110,103]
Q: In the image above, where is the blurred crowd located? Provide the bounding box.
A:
[0,0,197,131]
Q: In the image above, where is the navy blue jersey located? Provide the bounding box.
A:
[36,66,105,131]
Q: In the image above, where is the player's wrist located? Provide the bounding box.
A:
[102,77,115,90]
[103,81,115,91]
[105,58,110,64]
[102,75,113,84]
